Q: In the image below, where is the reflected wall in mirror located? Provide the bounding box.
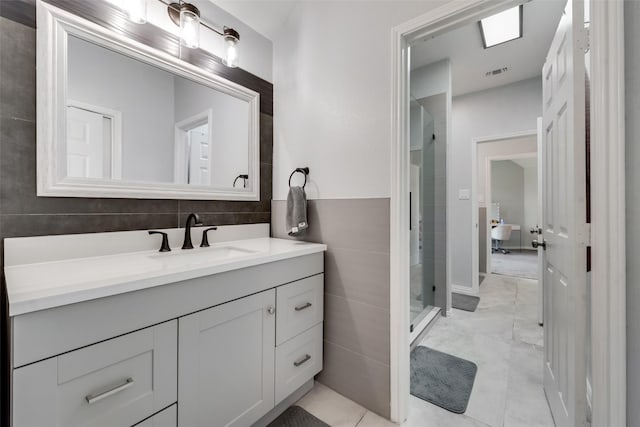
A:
[38,1,260,200]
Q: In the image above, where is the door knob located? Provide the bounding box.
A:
[532,240,547,250]
[267,306,275,315]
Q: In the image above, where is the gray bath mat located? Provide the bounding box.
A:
[452,293,480,312]
[268,406,329,427]
[410,346,478,414]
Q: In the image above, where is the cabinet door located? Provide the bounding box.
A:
[178,289,276,427]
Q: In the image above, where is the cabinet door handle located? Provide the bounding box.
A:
[294,302,312,311]
[85,377,134,405]
[293,354,311,367]
[267,306,276,315]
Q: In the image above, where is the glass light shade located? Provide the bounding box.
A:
[224,37,239,68]
[180,8,200,49]
[125,0,147,24]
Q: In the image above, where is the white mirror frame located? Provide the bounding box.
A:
[37,1,260,201]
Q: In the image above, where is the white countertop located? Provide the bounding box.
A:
[5,237,326,316]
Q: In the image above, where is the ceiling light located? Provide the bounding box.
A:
[479,5,522,49]
[123,0,147,24]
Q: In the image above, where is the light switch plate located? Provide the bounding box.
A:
[458,189,470,200]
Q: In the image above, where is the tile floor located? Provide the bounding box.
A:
[491,251,538,280]
[295,273,554,427]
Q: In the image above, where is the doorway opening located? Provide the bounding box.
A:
[488,155,538,280]
[471,134,540,285]
[392,0,626,425]
[391,0,601,425]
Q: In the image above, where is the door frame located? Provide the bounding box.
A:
[389,0,626,424]
[67,99,123,180]
[173,109,214,185]
[470,129,537,293]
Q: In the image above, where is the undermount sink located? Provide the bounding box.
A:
[149,246,258,267]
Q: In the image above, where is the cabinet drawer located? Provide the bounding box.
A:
[135,405,177,427]
[275,323,323,404]
[12,321,177,427]
[276,274,324,345]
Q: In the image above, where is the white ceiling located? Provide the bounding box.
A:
[512,157,537,169]
[410,0,566,96]
[206,0,299,40]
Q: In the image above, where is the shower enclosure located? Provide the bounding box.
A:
[409,94,446,337]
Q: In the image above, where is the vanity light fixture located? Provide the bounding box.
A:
[167,1,241,68]
[123,0,147,24]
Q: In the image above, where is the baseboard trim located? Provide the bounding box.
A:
[452,284,479,297]
[493,246,537,251]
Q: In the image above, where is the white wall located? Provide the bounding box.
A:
[477,136,537,202]
[67,35,176,183]
[271,1,448,201]
[411,59,451,100]
[452,77,542,288]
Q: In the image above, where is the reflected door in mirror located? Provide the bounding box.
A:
[67,106,110,179]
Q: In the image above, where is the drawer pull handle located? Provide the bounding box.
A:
[85,377,134,405]
[295,302,313,311]
[294,354,311,367]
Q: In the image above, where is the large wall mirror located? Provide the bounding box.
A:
[37,1,260,200]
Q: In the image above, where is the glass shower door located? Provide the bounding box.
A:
[409,97,435,332]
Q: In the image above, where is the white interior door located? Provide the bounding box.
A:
[540,0,588,426]
[537,117,544,325]
[187,124,210,185]
[66,106,110,178]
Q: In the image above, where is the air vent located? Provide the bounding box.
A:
[485,67,508,77]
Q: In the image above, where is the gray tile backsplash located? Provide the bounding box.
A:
[272,198,392,418]
[324,247,390,309]
[0,14,274,425]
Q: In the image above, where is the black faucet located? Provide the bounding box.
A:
[182,213,203,249]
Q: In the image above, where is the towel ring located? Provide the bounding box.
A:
[233,174,249,188]
[289,167,310,188]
